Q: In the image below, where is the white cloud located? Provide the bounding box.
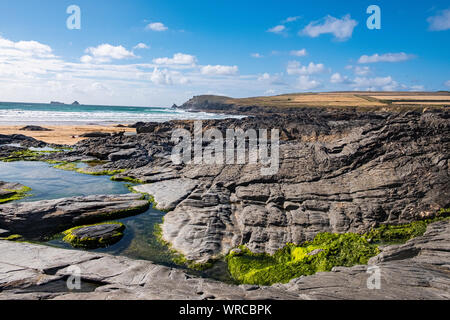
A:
[301,14,358,40]
[427,9,450,31]
[153,53,197,66]
[296,75,320,90]
[134,43,149,50]
[258,73,271,81]
[351,76,399,91]
[83,44,136,63]
[290,49,307,57]
[0,36,55,59]
[80,55,93,63]
[354,66,370,75]
[445,80,450,87]
[146,22,168,31]
[200,65,239,75]
[330,72,350,84]
[283,16,301,23]
[287,61,325,75]
[410,85,425,91]
[268,25,286,33]
[358,53,415,64]
[251,53,263,58]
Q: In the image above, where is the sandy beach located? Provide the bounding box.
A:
[0,125,135,145]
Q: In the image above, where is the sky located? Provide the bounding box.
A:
[0,0,449,106]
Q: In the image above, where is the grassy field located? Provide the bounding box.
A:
[224,91,450,110]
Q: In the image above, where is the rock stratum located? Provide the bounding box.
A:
[0,194,149,239]
[1,99,449,299]
[16,108,447,263]
[0,220,448,300]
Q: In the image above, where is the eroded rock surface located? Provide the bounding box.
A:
[133,178,198,210]
[2,109,449,264]
[0,220,448,300]
[0,194,149,239]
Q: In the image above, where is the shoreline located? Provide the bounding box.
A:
[0,124,135,145]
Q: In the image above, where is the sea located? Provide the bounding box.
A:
[0,102,240,125]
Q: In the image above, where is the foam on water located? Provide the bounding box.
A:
[0,102,242,125]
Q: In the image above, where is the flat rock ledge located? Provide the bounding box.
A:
[132,178,198,211]
[0,194,149,239]
[0,220,448,300]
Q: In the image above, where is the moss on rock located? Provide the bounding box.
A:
[226,212,450,285]
[62,222,125,249]
[0,186,32,203]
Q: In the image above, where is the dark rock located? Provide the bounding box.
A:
[0,194,149,239]
[62,223,125,248]
[72,101,80,105]
[19,126,53,132]
[0,220,448,300]
[79,132,111,138]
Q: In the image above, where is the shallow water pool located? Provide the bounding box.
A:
[0,160,233,283]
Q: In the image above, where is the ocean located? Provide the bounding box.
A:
[0,102,239,125]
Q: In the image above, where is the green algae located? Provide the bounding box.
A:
[53,161,125,176]
[153,222,214,271]
[62,222,125,249]
[0,186,32,203]
[226,211,450,285]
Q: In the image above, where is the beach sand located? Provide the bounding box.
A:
[0,125,135,145]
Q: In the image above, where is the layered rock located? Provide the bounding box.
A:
[0,220,448,300]
[2,109,448,264]
[0,194,149,239]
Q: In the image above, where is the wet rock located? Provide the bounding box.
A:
[0,220,448,300]
[19,126,52,132]
[0,194,149,239]
[62,223,125,249]
[79,132,111,138]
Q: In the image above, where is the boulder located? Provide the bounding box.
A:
[62,223,125,248]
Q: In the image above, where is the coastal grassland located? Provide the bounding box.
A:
[62,222,125,249]
[227,210,450,285]
[219,91,450,111]
[0,186,32,203]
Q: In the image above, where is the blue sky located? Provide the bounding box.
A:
[0,0,449,106]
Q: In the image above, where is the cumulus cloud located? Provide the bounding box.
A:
[153,53,197,66]
[427,9,450,31]
[351,76,399,91]
[0,36,55,59]
[354,66,370,75]
[82,44,136,63]
[200,65,239,75]
[268,25,286,33]
[287,61,325,75]
[290,49,307,57]
[358,53,415,64]
[296,75,320,90]
[133,43,149,50]
[146,22,168,31]
[300,14,358,40]
[330,72,350,84]
[445,80,450,87]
